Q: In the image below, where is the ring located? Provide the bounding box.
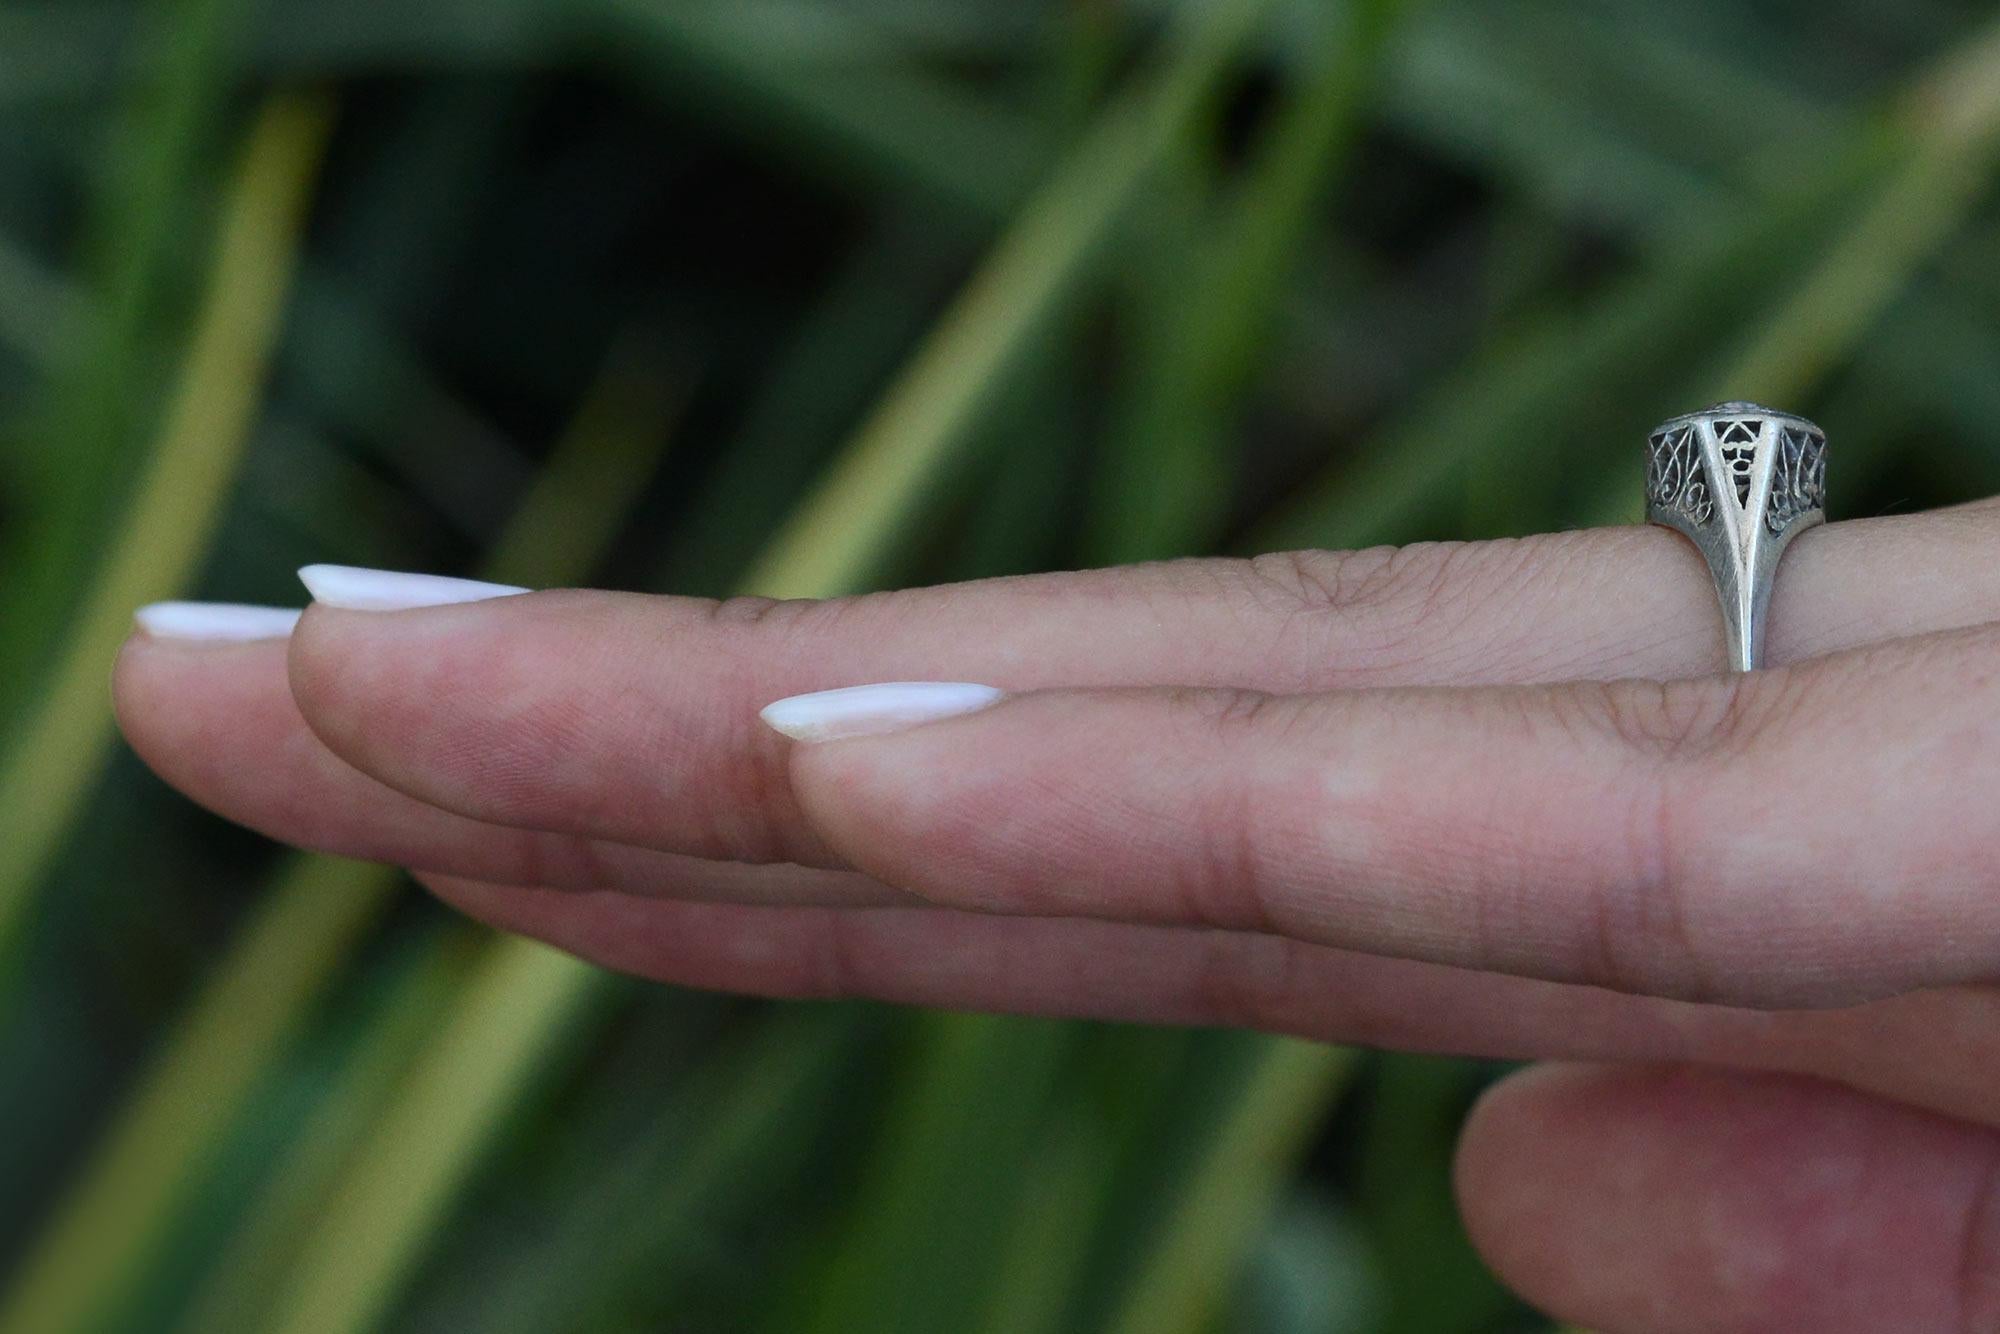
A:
[1646,401,1826,672]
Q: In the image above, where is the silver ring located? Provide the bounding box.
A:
[1646,402,1827,672]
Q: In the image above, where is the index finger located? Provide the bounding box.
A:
[265,505,2000,866]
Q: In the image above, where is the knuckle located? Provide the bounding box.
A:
[703,593,825,635]
[1175,687,1330,770]
[1193,785,1281,934]
[1574,773,1726,1001]
[1243,547,1391,614]
[1237,539,1550,684]
[715,585,942,657]
[1601,678,1727,757]
[1157,766,1277,932]
[1139,706,1298,934]
[1244,542,1475,624]
[1184,685,1286,734]
[1565,669,1805,763]
[1531,682,1753,998]
[700,590,923,675]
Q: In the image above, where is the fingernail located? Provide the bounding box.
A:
[298,564,529,611]
[760,682,1005,742]
[133,602,302,643]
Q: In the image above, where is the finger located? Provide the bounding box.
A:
[420,872,2000,1131]
[783,622,2000,1007]
[1456,1064,2000,1334]
[113,636,903,907]
[280,505,2000,865]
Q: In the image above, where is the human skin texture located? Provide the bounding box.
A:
[116,502,2000,1333]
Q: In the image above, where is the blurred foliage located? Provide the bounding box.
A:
[2,0,1999,1330]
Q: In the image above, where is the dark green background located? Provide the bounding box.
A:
[4,0,1998,1329]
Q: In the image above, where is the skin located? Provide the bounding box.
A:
[114,502,2000,1333]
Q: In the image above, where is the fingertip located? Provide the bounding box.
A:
[113,628,278,731]
[1453,1062,1617,1308]
[1454,1063,2000,1334]
[110,633,156,753]
[280,593,634,832]
[111,631,300,800]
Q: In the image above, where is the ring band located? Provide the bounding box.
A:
[1646,402,1827,672]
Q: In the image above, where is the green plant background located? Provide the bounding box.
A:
[4,0,1999,1330]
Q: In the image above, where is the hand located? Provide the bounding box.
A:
[116,503,2000,1333]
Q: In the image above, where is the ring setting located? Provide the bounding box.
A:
[1646,402,1827,672]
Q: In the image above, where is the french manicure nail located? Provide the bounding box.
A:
[298,564,529,612]
[133,602,303,643]
[760,682,1004,742]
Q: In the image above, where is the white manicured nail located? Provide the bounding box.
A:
[760,682,1005,742]
[134,602,302,642]
[298,564,529,611]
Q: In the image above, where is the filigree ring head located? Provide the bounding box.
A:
[1645,402,1826,673]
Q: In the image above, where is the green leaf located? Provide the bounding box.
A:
[262,941,613,1334]
[1092,0,1406,563]
[0,315,679,1334]
[1104,1038,1360,1334]
[167,931,483,1334]
[743,0,1284,598]
[778,1015,1080,1334]
[0,0,257,713]
[0,92,333,969]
